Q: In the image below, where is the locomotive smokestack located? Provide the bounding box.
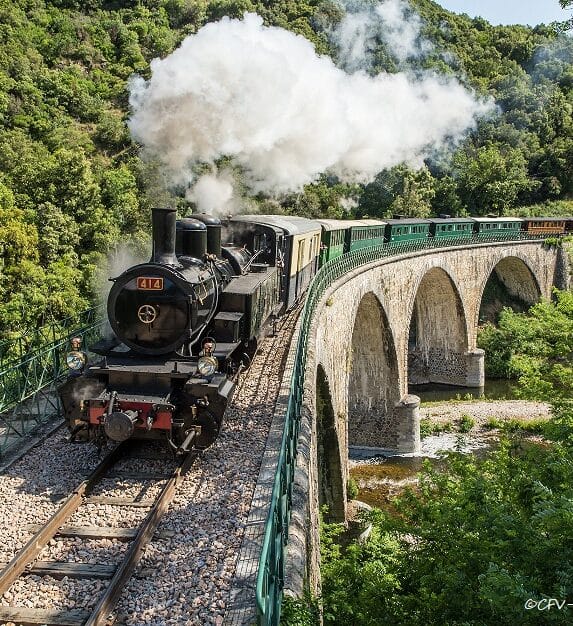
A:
[151,207,177,265]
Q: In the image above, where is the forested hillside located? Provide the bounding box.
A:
[0,0,571,341]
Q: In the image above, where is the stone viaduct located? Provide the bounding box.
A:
[284,239,569,597]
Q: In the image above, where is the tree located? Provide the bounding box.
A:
[359,165,437,219]
[478,289,573,398]
[454,144,536,215]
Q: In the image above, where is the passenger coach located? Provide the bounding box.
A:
[226,214,321,309]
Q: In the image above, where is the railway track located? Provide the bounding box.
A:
[0,443,199,626]
[0,305,301,625]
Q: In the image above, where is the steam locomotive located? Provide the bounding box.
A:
[59,208,321,453]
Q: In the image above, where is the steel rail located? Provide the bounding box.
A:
[84,449,199,626]
[0,443,199,626]
[0,442,127,597]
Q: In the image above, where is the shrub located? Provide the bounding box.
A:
[457,413,475,433]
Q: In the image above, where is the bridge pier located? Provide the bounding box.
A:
[394,394,421,454]
[465,348,485,387]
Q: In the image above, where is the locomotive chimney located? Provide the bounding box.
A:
[151,207,177,265]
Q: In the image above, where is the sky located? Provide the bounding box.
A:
[436,0,572,26]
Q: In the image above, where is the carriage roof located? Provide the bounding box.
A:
[229,214,321,236]
[314,219,387,231]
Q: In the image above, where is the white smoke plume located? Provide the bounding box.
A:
[339,196,359,213]
[129,9,491,199]
[333,0,432,71]
[94,244,150,338]
[185,171,236,214]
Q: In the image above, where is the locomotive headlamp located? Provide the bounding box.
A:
[66,350,86,371]
[197,355,218,377]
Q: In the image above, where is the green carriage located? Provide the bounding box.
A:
[384,219,431,243]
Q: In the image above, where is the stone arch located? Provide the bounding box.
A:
[315,365,345,522]
[478,255,542,324]
[407,266,469,386]
[348,292,400,449]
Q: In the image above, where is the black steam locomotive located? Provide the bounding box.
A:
[59,208,321,453]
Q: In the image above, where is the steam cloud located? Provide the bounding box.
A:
[333,0,432,71]
[128,4,492,204]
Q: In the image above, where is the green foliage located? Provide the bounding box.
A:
[419,418,455,438]
[514,199,573,217]
[453,143,536,215]
[283,178,360,219]
[359,164,437,219]
[281,594,320,626]
[0,0,572,339]
[321,434,573,625]
[456,413,475,432]
[419,417,432,438]
[346,477,359,501]
[478,289,573,399]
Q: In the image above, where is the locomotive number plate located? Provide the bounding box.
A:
[137,277,164,290]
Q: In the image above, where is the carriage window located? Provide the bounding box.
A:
[298,241,305,269]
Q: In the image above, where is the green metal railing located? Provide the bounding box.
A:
[255,231,547,625]
[0,306,105,367]
[0,307,105,458]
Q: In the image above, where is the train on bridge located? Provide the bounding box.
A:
[58,211,571,453]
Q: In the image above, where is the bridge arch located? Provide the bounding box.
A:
[315,364,345,522]
[348,292,400,449]
[407,266,470,386]
[478,254,542,324]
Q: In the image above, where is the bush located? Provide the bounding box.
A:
[281,594,320,626]
[321,433,573,625]
[346,477,359,501]
[456,413,475,433]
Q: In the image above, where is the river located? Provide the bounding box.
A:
[349,395,551,510]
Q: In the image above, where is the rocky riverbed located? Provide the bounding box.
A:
[420,398,551,428]
[350,400,554,508]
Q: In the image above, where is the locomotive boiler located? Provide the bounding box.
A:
[59,207,288,453]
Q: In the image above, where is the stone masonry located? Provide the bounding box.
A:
[284,240,566,600]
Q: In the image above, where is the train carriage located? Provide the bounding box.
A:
[315,219,387,264]
[428,217,474,239]
[471,217,523,237]
[226,215,321,309]
[314,219,347,265]
[521,217,566,235]
[384,218,431,242]
[346,219,387,252]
